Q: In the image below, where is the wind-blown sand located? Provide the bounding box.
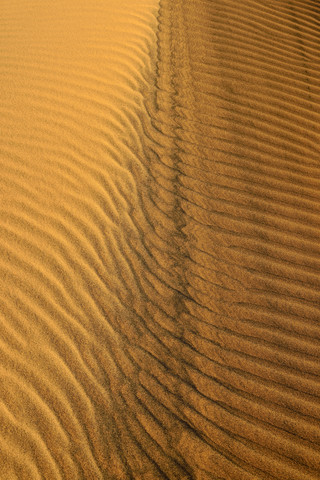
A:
[1,0,320,479]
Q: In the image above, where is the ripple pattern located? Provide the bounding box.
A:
[0,0,161,478]
[1,0,320,479]
[141,0,320,479]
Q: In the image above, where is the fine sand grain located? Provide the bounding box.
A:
[1,0,320,479]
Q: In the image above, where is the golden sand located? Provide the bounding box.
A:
[1,0,320,478]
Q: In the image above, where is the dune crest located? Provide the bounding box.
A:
[142,1,320,479]
[1,0,320,479]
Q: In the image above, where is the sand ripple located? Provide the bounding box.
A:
[140,1,320,478]
[1,0,320,479]
[0,0,160,478]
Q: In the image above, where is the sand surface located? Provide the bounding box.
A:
[1,0,320,479]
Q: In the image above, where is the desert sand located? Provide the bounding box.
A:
[1,0,320,479]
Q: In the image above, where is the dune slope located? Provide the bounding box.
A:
[143,0,320,479]
[1,0,320,479]
[0,0,160,478]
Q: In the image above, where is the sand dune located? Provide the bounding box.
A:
[0,1,160,478]
[1,0,320,478]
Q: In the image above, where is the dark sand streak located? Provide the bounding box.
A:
[138,0,320,479]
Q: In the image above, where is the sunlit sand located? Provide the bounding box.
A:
[1,0,320,479]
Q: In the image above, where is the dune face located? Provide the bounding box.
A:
[1,0,320,479]
[0,1,160,478]
[143,2,320,479]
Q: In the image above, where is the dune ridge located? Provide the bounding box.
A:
[139,0,320,479]
[1,0,320,479]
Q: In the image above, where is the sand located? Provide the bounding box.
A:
[1,0,320,479]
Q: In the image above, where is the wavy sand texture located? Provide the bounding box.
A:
[0,0,160,478]
[1,0,320,479]
[142,0,320,479]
